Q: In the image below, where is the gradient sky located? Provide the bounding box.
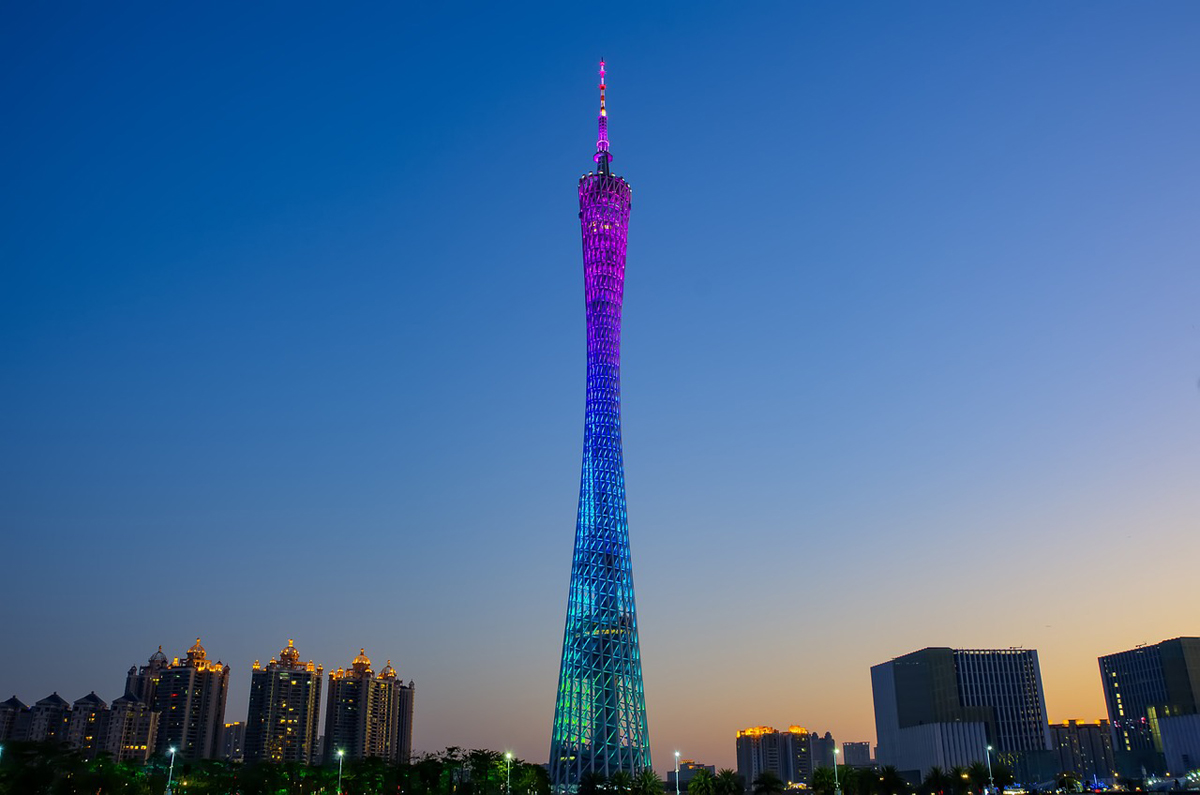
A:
[2,1,1199,774]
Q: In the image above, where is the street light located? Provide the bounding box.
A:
[675,751,681,795]
[506,752,513,795]
[985,746,994,795]
[165,746,177,795]
[337,749,346,794]
[833,747,842,795]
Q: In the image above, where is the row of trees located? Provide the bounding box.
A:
[0,742,550,795]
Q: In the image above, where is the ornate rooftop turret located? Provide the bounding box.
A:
[279,639,301,667]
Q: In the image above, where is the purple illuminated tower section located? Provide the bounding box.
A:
[549,61,651,791]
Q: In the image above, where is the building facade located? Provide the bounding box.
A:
[872,647,1053,782]
[222,721,246,763]
[1049,720,1115,786]
[1099,637,1200,777]
[549,60,651,790]
[244,640,323,765]
[324,649,414,764]
[667,760,717,790]
[125,646,170,706]
[151,638,230,760]
[0,696,30,742]
[736,726,812,786]
[103,690,159,763]
[25,692,72,743]
[843,741,872,768]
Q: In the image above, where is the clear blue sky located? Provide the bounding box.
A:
[2,1,1198,772]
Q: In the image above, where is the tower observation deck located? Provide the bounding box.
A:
[548,61,652,791]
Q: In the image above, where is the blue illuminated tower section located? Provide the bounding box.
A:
[549,61,651,790]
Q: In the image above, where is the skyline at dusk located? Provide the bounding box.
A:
[3,1,1199,775]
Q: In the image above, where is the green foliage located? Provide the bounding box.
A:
[0,742,554,795]
[634,767,665,795]
[751,769,784,795]
[714,768,743,795]
[690,768,717,795]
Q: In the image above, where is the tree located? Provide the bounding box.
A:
[812,767,838,795]
[690,768,717,795]
[715,768,744,795]
[878,766,911,795]
[1055,772,1082,793]
[751,769,785,795]
[609,770,634,795]
[967,762,991,794]
[634,767,664,795]
[949,767,971,795]
[923,767,953,795]
[580,770,608,795]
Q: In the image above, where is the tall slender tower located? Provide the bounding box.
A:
[550,60,651,791]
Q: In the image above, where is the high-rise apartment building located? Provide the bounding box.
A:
[65,692,108,754]
[152,638,230,760]
[25,692,72,743]
[667,760,716,790]
[1099,637,1200,777]
[1049,720,1115,786]
[125,646,170,705]
[0,696,30,742]
[244,640,323,765]
[549,60,651,790]
[842,741,872,768]
[222,721,246,763]
[736,726,812,786]
[872,647,1053,782]
[811,732,836,772]
[324,649,414,764]
[102,690,159,763]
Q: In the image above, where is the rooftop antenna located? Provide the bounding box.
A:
[595,59,611,175]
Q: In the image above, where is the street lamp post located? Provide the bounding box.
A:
[985,746,994,795]
[506,752,513,795]
[675,751,681,795]
[833,747,841,795]
[337,749,345,794]
[165,746,177,795]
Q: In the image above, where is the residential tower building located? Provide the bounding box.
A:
[244,640,323,765]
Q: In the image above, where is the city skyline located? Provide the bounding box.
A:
[3,1,1199,775]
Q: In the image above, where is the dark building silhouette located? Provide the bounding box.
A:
[151,638,230,760]
[1050,720,1115,786]
[323,649,414,764]
[736,726,813,786]
[1100,637,1200,777]
[244,640,323,765]
[872,647,1053,782]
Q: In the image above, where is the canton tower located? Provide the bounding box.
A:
[549,61,651,790]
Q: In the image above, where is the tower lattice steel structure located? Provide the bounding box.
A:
[549,61,651,791]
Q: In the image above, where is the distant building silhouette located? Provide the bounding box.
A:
[323,649,414,764]
[667,759,716,790]
[65,692,108,754]
[1050,720,1115,786]
[222,721,246,763]
[736,726,812,786]
[842,741,872,767]
[0,696,30,742]
[103,689,159,763]
[872,647,1053,783]
[244,639,323,765]
[125,646,170,706]
[26,692,72,743]
[1099,637,1200,777]
[151,638,230,760]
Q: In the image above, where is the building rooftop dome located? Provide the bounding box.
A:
[187,638,206,660]
[280,639,301,666]
[150,645,168,664]
[379,660,397,679]
[352,648,371,669]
